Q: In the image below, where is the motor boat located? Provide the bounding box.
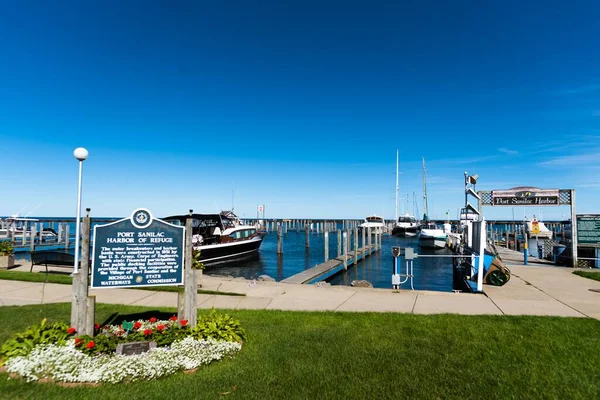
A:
[359,215,386,234]
[162,211,264,265]
[418,222,450,249]
[392,213,420,237]
[0,216,58,239]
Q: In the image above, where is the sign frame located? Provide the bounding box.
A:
[91,208,185,289]
[576,214,600,247]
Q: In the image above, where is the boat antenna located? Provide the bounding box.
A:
[12,204,29,218]
[395,149,399,222]
[25,203,43,218]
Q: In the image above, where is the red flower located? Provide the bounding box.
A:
[180,319,188,327]
[157,325,165,332]
[94,323,100,330]
[67,327,76,335]
[143,329,152,336]
[74,338,83,347]
[133,322,142,330]
[86,341,95,349]
[149,317,157,323]
[169,315,177,321]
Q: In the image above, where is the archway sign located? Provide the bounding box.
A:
[476,187,577,266]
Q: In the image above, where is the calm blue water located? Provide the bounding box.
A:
[204,231,454,292]
[12,218,557,291]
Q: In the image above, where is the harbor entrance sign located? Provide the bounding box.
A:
[478,187,579,266]
[91,208,185,289]
[491,188,559,206]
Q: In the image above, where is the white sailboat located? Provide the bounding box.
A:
[391,150,420,237]
[418,157,447,249]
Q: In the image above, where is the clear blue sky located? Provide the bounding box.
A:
[1,1,599,220]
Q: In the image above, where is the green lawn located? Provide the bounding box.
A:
[1,304,599,399]
[573,270,600,282]
[0,270,244,296]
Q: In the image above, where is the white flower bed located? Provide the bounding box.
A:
[5,337,241,384]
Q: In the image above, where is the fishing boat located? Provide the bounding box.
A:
[359,215,386,234]
[0,216,57,239]
[162,211,264,265]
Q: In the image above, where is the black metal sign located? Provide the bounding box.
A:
[91,208,185,289]
[577,214,600,246]
[491,188,559,206]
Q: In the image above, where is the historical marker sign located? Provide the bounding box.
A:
[491,187,559,206]
[576,214,600,246]
[91,208,185,289]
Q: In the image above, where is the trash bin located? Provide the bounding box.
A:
[553,245,567,264]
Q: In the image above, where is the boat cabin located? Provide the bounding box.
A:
[162,212,258,245]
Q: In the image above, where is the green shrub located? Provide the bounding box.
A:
[191,311,246,342]
[0,318,72,361]
[0,241,13,256]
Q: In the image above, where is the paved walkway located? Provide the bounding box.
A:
[1,266,598,319]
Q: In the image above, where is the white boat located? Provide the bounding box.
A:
[417,157,448,249]
[0,216,57,239]
[419,222,449,249]
[360,215,386,234]
[525,216,553,239]
[392,213,420,236]
[391,150,420,237]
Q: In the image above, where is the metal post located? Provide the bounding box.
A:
[353,227,358,264]
[73,160,84,273]
[343,231,347,270]
[570,189,578,267]
[324,231,329,262]
[476,219,486,292]
[523,226,529,265]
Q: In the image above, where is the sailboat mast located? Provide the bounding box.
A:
[395,149,399,222]
[422,157,428,221]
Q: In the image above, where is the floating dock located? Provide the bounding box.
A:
[281,244,378,284]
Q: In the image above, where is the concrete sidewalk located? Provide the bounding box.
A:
[1,266,598,318]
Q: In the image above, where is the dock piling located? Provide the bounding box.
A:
[324,231,329,262]
[305,225,310,248]
[277,225,283,254]
[337,230,341,257]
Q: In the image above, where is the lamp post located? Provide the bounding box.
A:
[73,147,88,274]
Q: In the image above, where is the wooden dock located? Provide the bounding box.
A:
[281,244,378,284]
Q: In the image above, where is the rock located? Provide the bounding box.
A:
[351,280,373,288]
[315,281,331,287]
[257,275,276,282]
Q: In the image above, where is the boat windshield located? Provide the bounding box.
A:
[398,216,416,223]
[366,217,384,223]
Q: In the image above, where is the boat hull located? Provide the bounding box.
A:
[418,237,447,249]
[392,226,420,237]
[195,237,263,265]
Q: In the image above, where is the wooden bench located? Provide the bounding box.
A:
[30,251,88,274]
